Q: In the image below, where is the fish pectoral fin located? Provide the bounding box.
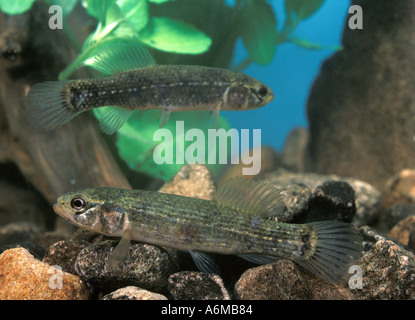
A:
[211,102,222,129]
[238,253,280,265]
[214,177,285,219]
[93,106,134,135]
[190,251,221,275]
[108,230,132,272]
[159,109,171,127]
[85,41,155,75]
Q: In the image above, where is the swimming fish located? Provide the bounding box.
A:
[25,42,274,135]
[53,177,362,283]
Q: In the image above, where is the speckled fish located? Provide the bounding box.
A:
[53,177,362,283]
[25,42,274,135]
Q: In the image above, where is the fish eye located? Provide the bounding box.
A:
[70,197,86,212]
[258,86,268,98]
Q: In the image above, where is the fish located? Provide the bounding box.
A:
[53,177,362,283]
[25,42,274,135]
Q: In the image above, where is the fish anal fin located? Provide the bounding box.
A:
[190,251,220,275]
[93,106,134,135]
[214,177,285,219]
[238,253,280,265]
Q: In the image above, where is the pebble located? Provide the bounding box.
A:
[0,247,89,300]
[159,164,216,200]
[168,271,230,300]
[101,286,168,300]
[306,180,356,223]
[380,203,415,231]
[389,215,415,247]
[234,260,309,300]
[383,169,415,209]
[260,170,382,226]
[43,240,90,275]
[74,240,178,294]
[355,240,415,299]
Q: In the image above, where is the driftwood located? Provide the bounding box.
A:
[0,3,131,230]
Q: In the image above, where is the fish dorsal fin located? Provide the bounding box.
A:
[93,106,134,135]
[214,177,284,219]
[86,41,155,75]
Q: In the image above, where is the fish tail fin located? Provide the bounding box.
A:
[25,81,81,131]
[298,220,362,284]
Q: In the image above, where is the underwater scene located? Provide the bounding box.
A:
[0,0,414,304]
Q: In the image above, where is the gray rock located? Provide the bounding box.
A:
[168,271,230,300]
[43,240,90,275]
[273,183,312,222]
[381,204,415,231]
[281,127,309,173]
[74,240,178,294]
[306,0,415,190]
[234,260,309,300]
[356,240,415,299]
[260,171,381,226]
[101,286,168,300]
[0,222,45,259]
[306,180,356,223]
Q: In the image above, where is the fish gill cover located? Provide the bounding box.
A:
[0,0,331,181]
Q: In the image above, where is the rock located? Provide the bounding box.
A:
[356,240,415,299]
[306,1,415,190]
[168,271,230,300]
[234,260,309,300]
[43,240,90,275]
[218,146,280,184]
[383,169,415,209]
[101,286,168,300]
[0,175,53,228]
[281,127,309,172]
[260,170,381,225]
[275,183,312,222]
[159,164,216,200]
[300,270,355,300]
[0,222,46,259]
[0,247,89,300]
[389,216,415,247]
[380,203,415,231]
[359,225,389,253]
[306,180,356,223]
[74,240,178,294]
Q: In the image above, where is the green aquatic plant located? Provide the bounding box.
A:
[0,0,332,181]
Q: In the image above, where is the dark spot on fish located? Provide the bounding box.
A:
[179,223,199,244]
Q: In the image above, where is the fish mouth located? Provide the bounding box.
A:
[53,203,74,223]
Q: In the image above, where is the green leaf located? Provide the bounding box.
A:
[240,0,277,65]
[139,17,212,54]
[285,0,326,23]
[116,111,231,181]
[45,0,78,16]
[116,0,148,32]
[0,0,36,15]
[81,0,120,23]
[290,36,342,51]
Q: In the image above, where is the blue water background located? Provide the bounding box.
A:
[222,0,351,153]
